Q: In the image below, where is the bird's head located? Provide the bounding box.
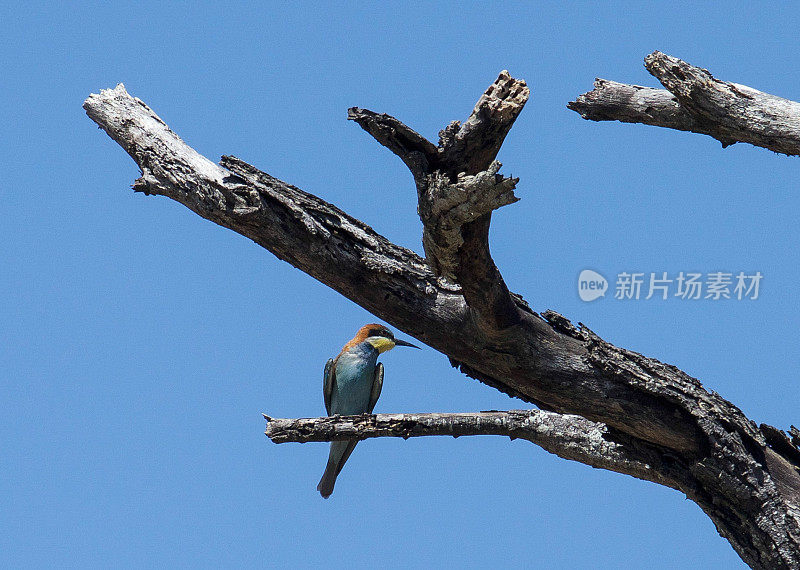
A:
[352,323,419,353]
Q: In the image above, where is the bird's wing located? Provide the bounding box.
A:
[323,358,335,416]
[367,362,384,414]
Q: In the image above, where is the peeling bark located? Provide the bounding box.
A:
[85,72,800,568]
[418,161,519,282]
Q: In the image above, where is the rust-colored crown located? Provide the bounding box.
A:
[341,323,391,352]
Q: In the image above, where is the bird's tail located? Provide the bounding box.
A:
[317,459,338,499]
[317,440,358,499]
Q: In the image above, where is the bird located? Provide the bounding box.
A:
[317,323,419,498]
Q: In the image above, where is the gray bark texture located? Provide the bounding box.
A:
[568,51,800,155]
[264,410,682,490]
[85,59,800,569]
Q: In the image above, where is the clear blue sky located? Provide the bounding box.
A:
[3,2,797,568]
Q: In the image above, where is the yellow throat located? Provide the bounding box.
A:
[367,337,396,353]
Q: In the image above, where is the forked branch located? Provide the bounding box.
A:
[348,70,529,330]
[85,71,800,569]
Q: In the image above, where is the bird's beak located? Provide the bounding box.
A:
[394,338,420,349]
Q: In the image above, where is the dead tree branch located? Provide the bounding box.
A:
[265,410,682,489]
[348,70,528,330]
[569,51,800,155]
[85,74,800,569]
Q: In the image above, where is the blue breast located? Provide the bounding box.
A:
[332,342,378,415]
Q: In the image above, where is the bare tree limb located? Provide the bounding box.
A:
[345,108,438,180]
[568,78,711,135]
[264,410,681,490]
[85,78,800,569]
[84,84,697,454]
[349,71,529,331]
[569,51,800,155]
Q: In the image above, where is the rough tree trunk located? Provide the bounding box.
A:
[84,52,800,569]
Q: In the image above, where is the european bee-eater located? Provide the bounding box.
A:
[317,323,419,498]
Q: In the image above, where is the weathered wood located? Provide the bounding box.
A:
[350,71,528,331]
[568,78,707,133]
[85,77,800,569]
[417,162,519,282]
[569,51,800,156]
[265,410,682,490]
